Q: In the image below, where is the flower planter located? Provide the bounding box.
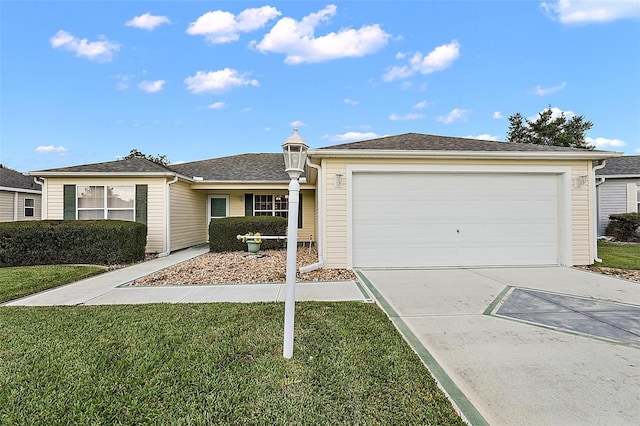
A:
[247,242,261,255]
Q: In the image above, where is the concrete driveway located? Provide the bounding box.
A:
[356,266,640,426]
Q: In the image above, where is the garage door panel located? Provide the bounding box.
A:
[352,172,559,268]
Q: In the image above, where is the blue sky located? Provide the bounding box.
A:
[1,0,639,172]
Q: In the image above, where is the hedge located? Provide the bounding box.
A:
[605,213,640,242]
[209,216,287,252]
[0,220,147,267]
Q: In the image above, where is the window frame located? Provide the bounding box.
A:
[208,195,229,221]
[76,185,135,221]
[253,194,289,218]
[24,198,35,217]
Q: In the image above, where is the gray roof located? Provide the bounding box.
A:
[318,132,602,153]
[596,155,640,176]
[32,157,177,174]
[171,153,291,181]
[0,164,41,191]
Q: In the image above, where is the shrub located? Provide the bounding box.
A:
[209,216,287,252]
[605,213,640,242]
[0,220,147,267]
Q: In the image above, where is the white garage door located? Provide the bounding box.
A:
[352,172,560,268]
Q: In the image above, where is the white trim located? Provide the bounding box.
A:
[345,163,573,268]
[208,194,230,220]
[13,192,18,221]
[0,186,42,194]
[24,197,35,218]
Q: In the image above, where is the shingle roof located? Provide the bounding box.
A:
[318,132,602,153]
[0,164,41,191]
[31,157,177,174]
[596,155,640,176]
[171,153,291,181]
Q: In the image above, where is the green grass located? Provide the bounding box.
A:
[0,265,105,304]
[0,302,464,425]
[596,242,640,270]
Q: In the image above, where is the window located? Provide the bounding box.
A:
[77,185,134,221]
[24,198,35,217]
[209,195,229,220]
[254,194,289,218]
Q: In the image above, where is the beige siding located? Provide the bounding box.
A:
[0,191,14,221]
[320,157,596,268]
[42,177,167,253]
[0,191,42,221]
[170,180,207,251]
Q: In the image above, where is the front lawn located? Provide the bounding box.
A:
[0,303,463,425]
[0,265,105,303]
[596,241,640,270]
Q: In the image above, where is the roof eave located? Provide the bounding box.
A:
[308,149,623,160]
[28,171,180,178]
[0,186,42,194]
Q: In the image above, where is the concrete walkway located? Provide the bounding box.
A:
[4,246,369,306]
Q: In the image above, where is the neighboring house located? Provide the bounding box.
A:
[595,155,640,236]
[0,164,42,222]
[30,132,618,266]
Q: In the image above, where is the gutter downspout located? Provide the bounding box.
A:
[33,178,45,219]
[299,159,323,273]
[592,160,607,263]
[13,192,18,221]
[160,175,179,257]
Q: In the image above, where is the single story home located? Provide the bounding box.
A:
[0,164,42,222]
[30,132,619,268]
[595,155,640,236]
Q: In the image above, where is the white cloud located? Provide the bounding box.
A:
[328,131,379,142]
[290,120,307,128]
[344,98,359,106]
[187,6,280,44]
[253,4,390,64]
[465,134,500,141]
[437,108,470,124]
[533,81,567,96]
[389,113,424,121]
[413,100,429,109]
[35,145,68,154]
[493,111,504,119]
[529,106,576,121]
[383,40,461,81]
[126,13,171,30]
[541,0,640,24]
[586,137,626,149]
[138,80,166,93]
[184,69,259,94]
[208,101,226,109]
[50,30,120,62]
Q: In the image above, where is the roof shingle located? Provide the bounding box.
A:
[0,164,41,191]
[318,132,603,153]
[596,155,640,176]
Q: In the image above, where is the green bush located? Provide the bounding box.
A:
[605,213,640,242]
[0,220,147,267]
[209,216,287,252]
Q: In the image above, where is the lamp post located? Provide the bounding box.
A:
[282,128,308,359]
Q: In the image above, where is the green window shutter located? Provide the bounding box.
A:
[244,194,253,216]
[298,194,303,229]
[63,184,76,220]
[211,197,227,218]
[135,185,148,225]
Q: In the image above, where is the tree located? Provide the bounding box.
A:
[123,149,170,166]
[506,106,594,149]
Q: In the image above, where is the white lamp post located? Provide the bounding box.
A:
[282,128,308,359]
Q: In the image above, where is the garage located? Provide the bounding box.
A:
[351,171,563,268]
